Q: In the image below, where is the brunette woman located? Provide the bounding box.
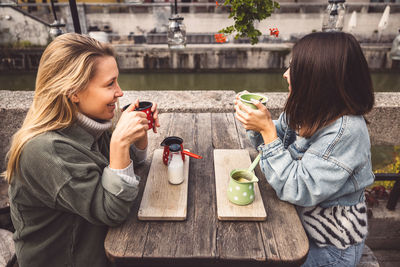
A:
[235,32,375,266]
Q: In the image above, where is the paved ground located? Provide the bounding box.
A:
[368,199,400,267]
[374,250,400,267]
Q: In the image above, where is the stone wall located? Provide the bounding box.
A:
[0,43,394,71]
[1,3,399,45]
[0,7,51,46]
[84,8,400,39]
[1,90,399,172]
[114,44,292,70]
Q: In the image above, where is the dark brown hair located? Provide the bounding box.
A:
[284,32,374,138]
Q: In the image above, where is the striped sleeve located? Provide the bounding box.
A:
[297,202,368,249]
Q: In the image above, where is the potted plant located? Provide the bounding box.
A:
[220,0,280,45]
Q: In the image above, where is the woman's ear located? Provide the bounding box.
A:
[70,94,80,103]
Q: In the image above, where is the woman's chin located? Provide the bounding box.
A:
[105,112,115,120]
[94,112,114,122]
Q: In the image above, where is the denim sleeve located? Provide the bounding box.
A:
[257,139,352,207]
[274,112,286,141]
[246,112,286,148]
[246,130,264,148]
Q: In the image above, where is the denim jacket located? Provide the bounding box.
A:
[247,112,375,208]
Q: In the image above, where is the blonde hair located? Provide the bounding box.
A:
[3,33,115,183]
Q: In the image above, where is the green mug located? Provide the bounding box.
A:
[227,153,261,205]
[239,93,268,110]
[227,170,259,205]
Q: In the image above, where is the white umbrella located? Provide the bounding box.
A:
[378,5,390,33]
[348,11,357,33]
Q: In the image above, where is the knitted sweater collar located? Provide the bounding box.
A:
[76,113,112,140]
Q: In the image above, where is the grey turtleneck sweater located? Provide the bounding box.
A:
[9,114,147,267]
[76,112,147,184]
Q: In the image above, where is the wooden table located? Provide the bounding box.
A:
[105,113,309,267]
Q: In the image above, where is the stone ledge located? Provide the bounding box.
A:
[0,90,287,113]
[1,91,399,145]
[1,91,400,172]
[2,90,400,112]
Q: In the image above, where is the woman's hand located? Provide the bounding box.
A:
[113,102,149,146]
[234,96,278,145]
[110,101,149,169]
[128,99,160,134]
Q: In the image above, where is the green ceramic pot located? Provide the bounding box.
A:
[227,169,259,205]
[239,93,268,110]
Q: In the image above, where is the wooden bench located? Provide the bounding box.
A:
[0,180,13,232]
[0,179,16,267]
[0,228,16,267]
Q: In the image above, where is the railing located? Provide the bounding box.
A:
[374,173,400,210]
[2,2,400,14]
[109,32,283,45]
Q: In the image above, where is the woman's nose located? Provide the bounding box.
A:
[283,69,289,79]
[115,82,123,97]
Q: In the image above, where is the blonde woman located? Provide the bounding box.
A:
[3,33,160,267]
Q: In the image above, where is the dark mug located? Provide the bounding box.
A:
[123,101,154,130]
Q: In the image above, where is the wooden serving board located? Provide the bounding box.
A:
[214,149,267,221]
[138,149,190,221]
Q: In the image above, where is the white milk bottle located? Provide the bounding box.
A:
[167,144,184,185]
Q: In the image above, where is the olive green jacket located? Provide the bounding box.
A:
[9,124,140,267]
